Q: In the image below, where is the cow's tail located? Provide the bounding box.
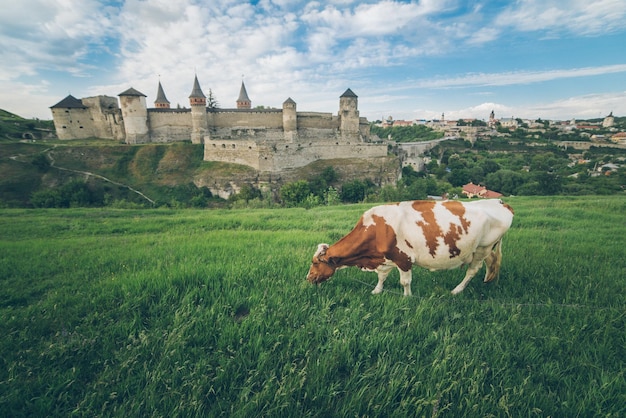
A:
[483,239,503,283]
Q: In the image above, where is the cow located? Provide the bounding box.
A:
[307,199,514,295]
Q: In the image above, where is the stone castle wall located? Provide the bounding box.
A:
[81,96,124,140]
[208,109,284,129]
[204,137,387,171]
[148,109,192,142]
[51,107,95,140]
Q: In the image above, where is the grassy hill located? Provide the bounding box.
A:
[0,137,399,208]
[0,109,55,140]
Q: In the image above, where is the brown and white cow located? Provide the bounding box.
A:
[307,199,514,295]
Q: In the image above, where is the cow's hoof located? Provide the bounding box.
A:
[371,288,382,295]
[450,287,463,295]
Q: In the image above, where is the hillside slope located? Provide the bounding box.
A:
[0,140,399,207]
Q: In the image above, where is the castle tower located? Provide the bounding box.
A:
[118,87,149,144]
[282,97,297,141]
[154,81,170,109]
[236,81,251,109]
[189,75,208,144]
[339,88,360,138]
[603,111,614,128]
[50,95,92,140]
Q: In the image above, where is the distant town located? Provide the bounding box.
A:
[374,111,625,145]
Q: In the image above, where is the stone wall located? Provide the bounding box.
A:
[51,107,95,140]
[204,137,387,172]
[208,109,283,129]
[148,109,192,142]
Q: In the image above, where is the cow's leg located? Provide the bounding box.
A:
[399,268,412,296]
[451,247,491,295]
[483,239,503,283]
[372,265,393,294]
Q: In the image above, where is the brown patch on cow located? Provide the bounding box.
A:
[443,223,462,258]
[405,240,413,249]
[413,201,442,257]
[502,202,515,214]
[442,200,471,233]
[371,215,413,271]
[413,200,473,259]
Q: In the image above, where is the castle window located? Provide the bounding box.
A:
[248,146,252,150]
[232,144,235,148]
[79,126,83,129]
[221,144,226,148]
[62,126,67,129]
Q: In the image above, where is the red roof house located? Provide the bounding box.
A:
[462,182,502,199]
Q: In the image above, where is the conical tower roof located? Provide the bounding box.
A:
[189,75,206,99]
[154,81,170,105]
[237,81,250,103]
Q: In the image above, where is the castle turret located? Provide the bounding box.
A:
[339,88,360,138]
[282,97,297,141]
[154,81,170,109]
[118,87,149,144]
[236,81,251,109]
[189,75,208,144]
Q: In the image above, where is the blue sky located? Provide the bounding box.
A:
[1,0,625,122]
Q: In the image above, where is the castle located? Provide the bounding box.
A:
[50,76,387,172]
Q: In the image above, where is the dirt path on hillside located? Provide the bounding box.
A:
[9,146,156,205]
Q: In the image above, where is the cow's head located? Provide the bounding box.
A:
[306,243,337,284]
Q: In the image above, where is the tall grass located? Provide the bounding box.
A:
[0,196,624,416]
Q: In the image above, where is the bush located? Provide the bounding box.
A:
[280,180,311,207]
[30,180,104,208]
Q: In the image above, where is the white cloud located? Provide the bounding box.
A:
[0,0,114,80]
[415,65,626,89]
[526,91,626,119]
[497,0,626,36]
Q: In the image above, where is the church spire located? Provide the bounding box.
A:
[154,81,170,109]
[236,81,251,109]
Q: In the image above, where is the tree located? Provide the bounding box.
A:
[206,89,219,109]
[534,172,562,195]
[31,154,50,172]
[341,179,373,203]
[485,170,527,195]
[280,180,310,207]
[324,187,341,205]
[234,184,261,203]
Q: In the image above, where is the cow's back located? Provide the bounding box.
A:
[365,199,513,270]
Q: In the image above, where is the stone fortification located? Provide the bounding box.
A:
[148,108,193,142]
[50,77,387,173]
[50,95,124,141]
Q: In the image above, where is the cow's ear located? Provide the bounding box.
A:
[315,243,329,257]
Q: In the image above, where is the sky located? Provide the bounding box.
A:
[1,0,625,122]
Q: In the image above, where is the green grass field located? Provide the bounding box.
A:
[1,196,624,417]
